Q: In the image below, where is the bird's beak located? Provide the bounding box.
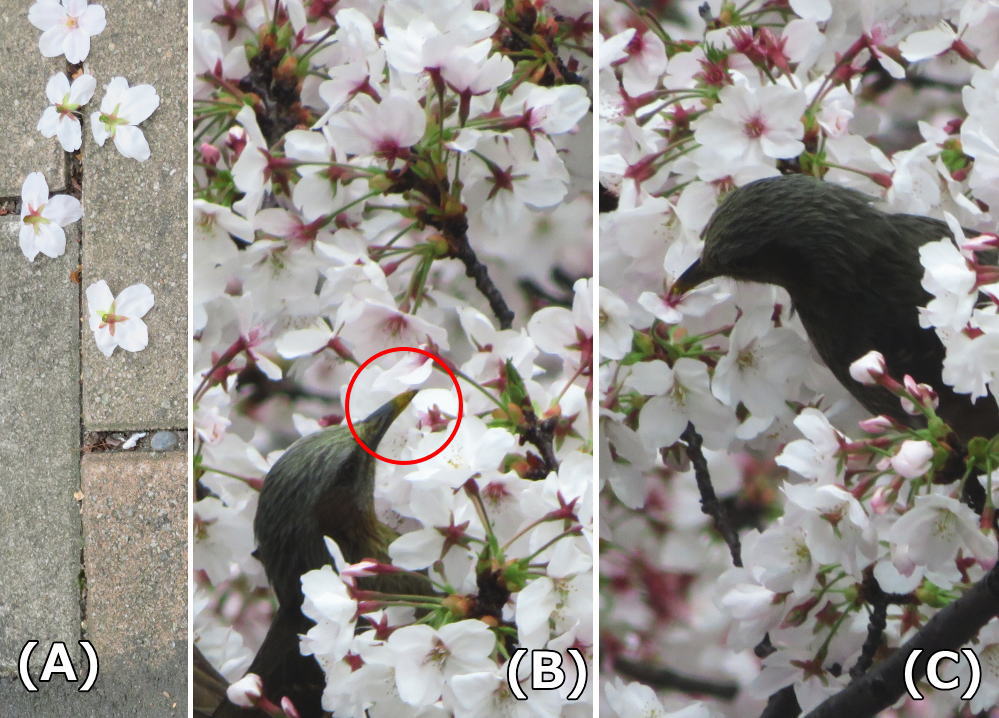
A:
[357,390,417,448]
[670,259,712,295]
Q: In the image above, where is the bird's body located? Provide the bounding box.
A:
[675,174,998,442]
[203,392,426,718]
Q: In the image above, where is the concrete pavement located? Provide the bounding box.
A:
[0,1,188,714]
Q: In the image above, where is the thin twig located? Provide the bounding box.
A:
[849,575,888,679]
[520,411,560,477]
[443,225,515,329]
[679,423,742,567]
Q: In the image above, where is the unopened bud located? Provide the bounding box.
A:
[858,415,894,434]
[848,351,886,386]
[226,674,263,708]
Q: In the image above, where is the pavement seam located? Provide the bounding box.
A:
[67,54,88,652]
[83,429,188,453]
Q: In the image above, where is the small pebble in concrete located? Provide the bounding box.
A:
[151,431,178,451]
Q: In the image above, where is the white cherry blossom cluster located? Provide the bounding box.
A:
[192,1,593,716]
[599,1,998,715]
[20,2,157,355]
[30,1,160,158]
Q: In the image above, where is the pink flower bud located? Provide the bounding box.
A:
[890,440,934,478]
[900,375,938,414]
[226,125,247,156]
[280,696,302,718]
[200,142,221,166]
[858,415,894,434]
[849,351,886,386]
[870,485,893,514]
[961,232,998,253]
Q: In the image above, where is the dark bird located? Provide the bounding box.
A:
[673,174,998,443]
[199,391,430,718]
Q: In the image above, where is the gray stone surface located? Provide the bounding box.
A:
[0,219,82,673]
[79,452,186,716]
[81,0,187,430]
[151,429,179,451]
[0,663,185,716]
[0,6,65,197]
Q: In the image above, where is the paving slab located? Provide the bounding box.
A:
[80,0,188,431]
[0,7,65,197]
[0,219,82,673]
[79,451,186,715]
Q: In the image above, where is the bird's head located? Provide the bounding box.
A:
[354,389,418,450]
[256,389,418,516]
[671,174,874,295]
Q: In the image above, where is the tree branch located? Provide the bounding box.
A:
[614,657,739,701]
[805,564,999,718]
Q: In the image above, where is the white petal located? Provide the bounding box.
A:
[35,223,67,258]
[86,280,114,319]
[275,326,333,359]
[900,24,954,63]
[21,172,49,209]
[120,432,146,450]
[38,106,61,137]
[101,77,129,113]
[255,355,283,381]
[114,125,151,161]
[93,327,118,357]
[18,224,40,261]
[69,73,97,105]
[56,116,83,152]
[78,4,107,35]
[123,84,160,124]
[254,208,299,236]
[115,319,149,353]
[44,194,83,226]
[115,283,155,318]
[45,72,70,104]
[38,25,69,57]
[63,30,90,64]
[91,111,110,145]
[28,1,64,31]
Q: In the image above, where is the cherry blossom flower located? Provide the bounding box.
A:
[28,0,106,64]
[18,171,82,261]
[85,280,155,356]
[90,77,160,161]
[776,408,848,484]
[386,620,496,706]
[744,520,818,597]
[918,235,978,331]
[888,495,997,573]
[327,93,424,160]
[693,83,807,162]
[782,484,875,576]
[37,71,96,152]
[711,310,809,420]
